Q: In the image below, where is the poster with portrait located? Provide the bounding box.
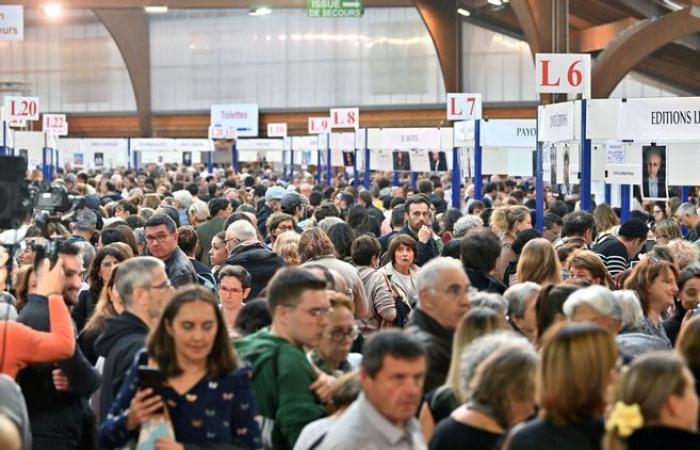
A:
[342,151,355,167]
[392,150,411,172]
[640,144,668,200]
[94,152,104,167]
[182,151,192,167]
[428,150,448,172]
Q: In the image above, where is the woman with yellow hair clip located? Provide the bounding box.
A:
[604,352,700,450]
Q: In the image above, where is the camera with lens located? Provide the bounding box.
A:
[31,240,61,271]
[32,184,81,216]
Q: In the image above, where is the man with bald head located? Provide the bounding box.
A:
[221,220,287,298]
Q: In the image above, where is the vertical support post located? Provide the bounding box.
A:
[474,119,482,200]
[605,184,612,205]
[352,149,358,190]
[580,100,592,211]
[289,148,295,180]
[316,150,322,185]
[42,147,50,181]
[127,138,132,171]
[535,136,544,233]
[133,150,139,171]
[410,172,418,190]
[282,150,287,181]
[232,140,239,173]
[451,147,460,209]
[620,185,631,222]
[207,151,213,175]
[363,129,370,191]
[54,149,59,175]
[0,120,7,156]
[393,171,399,187]
[326,146,332,188]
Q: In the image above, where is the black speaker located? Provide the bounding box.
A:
[0,156,29,229]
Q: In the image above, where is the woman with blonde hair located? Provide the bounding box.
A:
[654,219,681,246]
[593,203,620,244]
[419,307,507,440]
[490,205,532,282]
[272,230,301,266]
[567,249,614,288]
[603,353,699,450]
[507,322,619,450]
[516,238,563,286]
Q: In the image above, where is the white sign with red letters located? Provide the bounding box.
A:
[308,117,331,134]
[42,114,68,136]
[535,53,591,98]
[446,93,482,121]
[330,108,359,129]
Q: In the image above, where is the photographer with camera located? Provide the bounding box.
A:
[0,258,75,378]
[16,242,101,450]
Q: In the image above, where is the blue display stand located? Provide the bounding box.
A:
[232,140,239,172]
[451,147,460,209]
[316,150,322,185]
[363,130,370,191]
[207,152,213,175]
[473,119,482,200]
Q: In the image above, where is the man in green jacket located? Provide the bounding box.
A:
[196,198,231,265]
[236,267,330,450]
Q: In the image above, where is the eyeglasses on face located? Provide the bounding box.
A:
[145,233,173,243]
[327,326,359,342]
[219,286,243,295]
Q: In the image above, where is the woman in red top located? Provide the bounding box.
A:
[0,259,75,378]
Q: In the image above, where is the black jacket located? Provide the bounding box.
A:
[628,426,700,450]
[401,225,439,267]
[94,312,149,422]
[256,204,274,237]
[465,268,507,295]
[72,289,98,333]
[163,247,197,288]
[17,294,101,450]
[222,243,287,298]
[404,309,452,395]
[663,301,687,347]
[508,416,604,450]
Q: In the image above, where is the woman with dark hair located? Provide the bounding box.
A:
[535,284,581,346]
[72,244,130,333]
[381,234,420,309]
[346,204,373,237]
[438,208,463,244]
[80,264,125,364]
[99,285,262,450]
[663,265,700,346]
[624,258,679,348]
[460,228,507,294]
[217,265,252,338]
[208,231,228,273]
[327,222,355,262]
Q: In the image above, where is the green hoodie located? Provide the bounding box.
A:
[235,328,326,450]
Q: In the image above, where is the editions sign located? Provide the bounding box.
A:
[618,97,700,142]
[210,104,259,137]
[0,6,23,41]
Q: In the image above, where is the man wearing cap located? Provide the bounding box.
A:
[66,208,97,245]
[196,198,232,266]
[257,186,287,237]
[280,191,308,233]
[592,218,649,278]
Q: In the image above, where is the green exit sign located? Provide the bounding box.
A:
[307,0,364,17]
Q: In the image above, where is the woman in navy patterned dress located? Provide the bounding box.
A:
[100,285,262,450]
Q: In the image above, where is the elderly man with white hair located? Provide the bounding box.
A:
[453,215,484,239]
[405,257,471,394]
[221,220,286,298]
[504,282,541,342]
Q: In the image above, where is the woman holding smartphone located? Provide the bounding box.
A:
[99,285,262,450]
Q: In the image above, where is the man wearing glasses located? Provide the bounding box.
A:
[144,213,197,288]
[404,257,471,395]
[95,256,174,422]
[236,268,330,450]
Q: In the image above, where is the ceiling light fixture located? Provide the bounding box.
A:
[457,8,471,17]
[43,3,63,19]
[661,0,684,11]
[144,6,168,14]
[487,0,503,5]
[249,6,272,16]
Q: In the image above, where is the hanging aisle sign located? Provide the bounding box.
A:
[131,138,177,152]
[446,93,482,121]
[267,123,287,138]
[292,136,320,151]
[4,96,39,121]
[538,101,576,142]
[42,114,68,136]
[175,139,214,152]
[210,104,258,137]
[237,139,285,151]
[0,6,23,41]
[618,97,700,142]
[481,120,537,148]
[535,53,591,98]
[372,128,441,150]
[330,108,360,129]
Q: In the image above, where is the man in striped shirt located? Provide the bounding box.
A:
[592,218,649,279]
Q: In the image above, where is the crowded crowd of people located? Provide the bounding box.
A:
[1,161,700,450]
